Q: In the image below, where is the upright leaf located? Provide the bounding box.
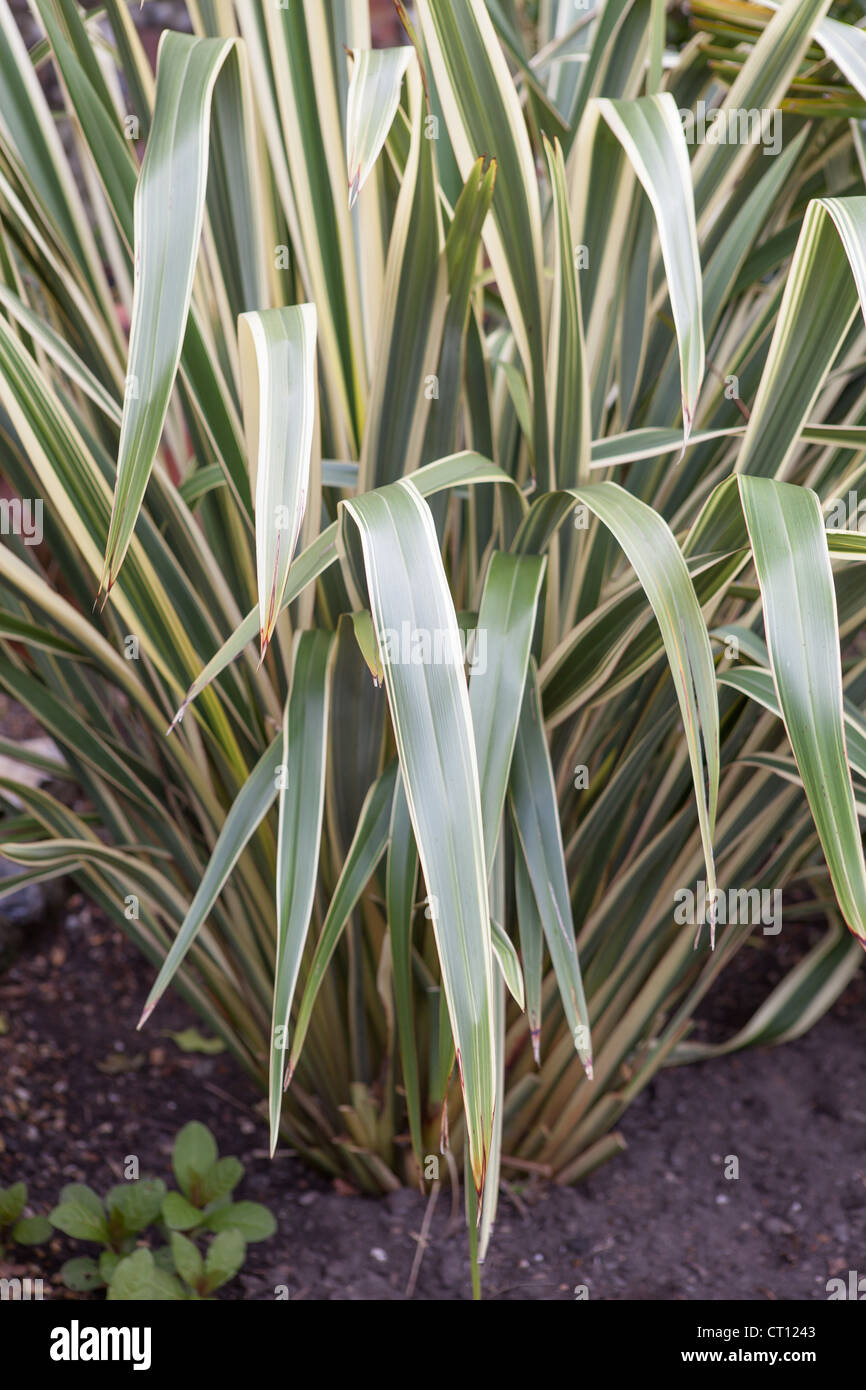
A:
[270,631,336,1150]
[739,476,866,946]
[239,306,318,656]
[416,0,552,488]
[288,762,398,1076]
[101,32,241,597]
[387,773,423,1165]
[736,198,866,479]
[358,63,447,490]
[594,93,705,440]
[343,480,495,1193]
[138,737,282,1026]
[469,552,546,868]
[346,46,414,207]
[544,135,590,491]
[510,662,592,1075]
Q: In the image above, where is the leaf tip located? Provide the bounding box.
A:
[167,702,187,736]
[680,405,694,460]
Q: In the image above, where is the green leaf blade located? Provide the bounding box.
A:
[739,475,866,945]
[343,479,496,1194]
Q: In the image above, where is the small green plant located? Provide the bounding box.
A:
[51,1178,167,1293]
[0,1181,51,1256]
[105,1231,247,1301]
[49,1122,276,1299]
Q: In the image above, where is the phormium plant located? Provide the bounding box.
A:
[0,0,865,1262]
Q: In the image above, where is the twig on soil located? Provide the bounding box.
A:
[406,1179,440,1299]
[500,1179,529,1220]
[202,1080,258,1116]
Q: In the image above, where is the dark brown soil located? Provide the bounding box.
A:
[1,893,864,1301]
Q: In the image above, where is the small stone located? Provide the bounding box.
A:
[763,1216,795,1236]
[0,858,45,927]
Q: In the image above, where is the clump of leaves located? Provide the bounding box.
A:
[106,1231,247,1302]
[51,1178,167,1293]
[49,1122,275,1299]
[162,1121,276,1242]
[0,1182,51,1255]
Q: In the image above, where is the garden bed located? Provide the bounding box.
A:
[2,894,864,1301]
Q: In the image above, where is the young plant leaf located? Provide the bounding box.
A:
[49,1184,109,1243]
[162,1192,205,1232]
[172,1122,218,1202]
[171,1231,204,1289]
[206,1201,276,1242]
[105,1180,166,1236]
[61,1257,105,1292]
[203,1228,246,1292]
